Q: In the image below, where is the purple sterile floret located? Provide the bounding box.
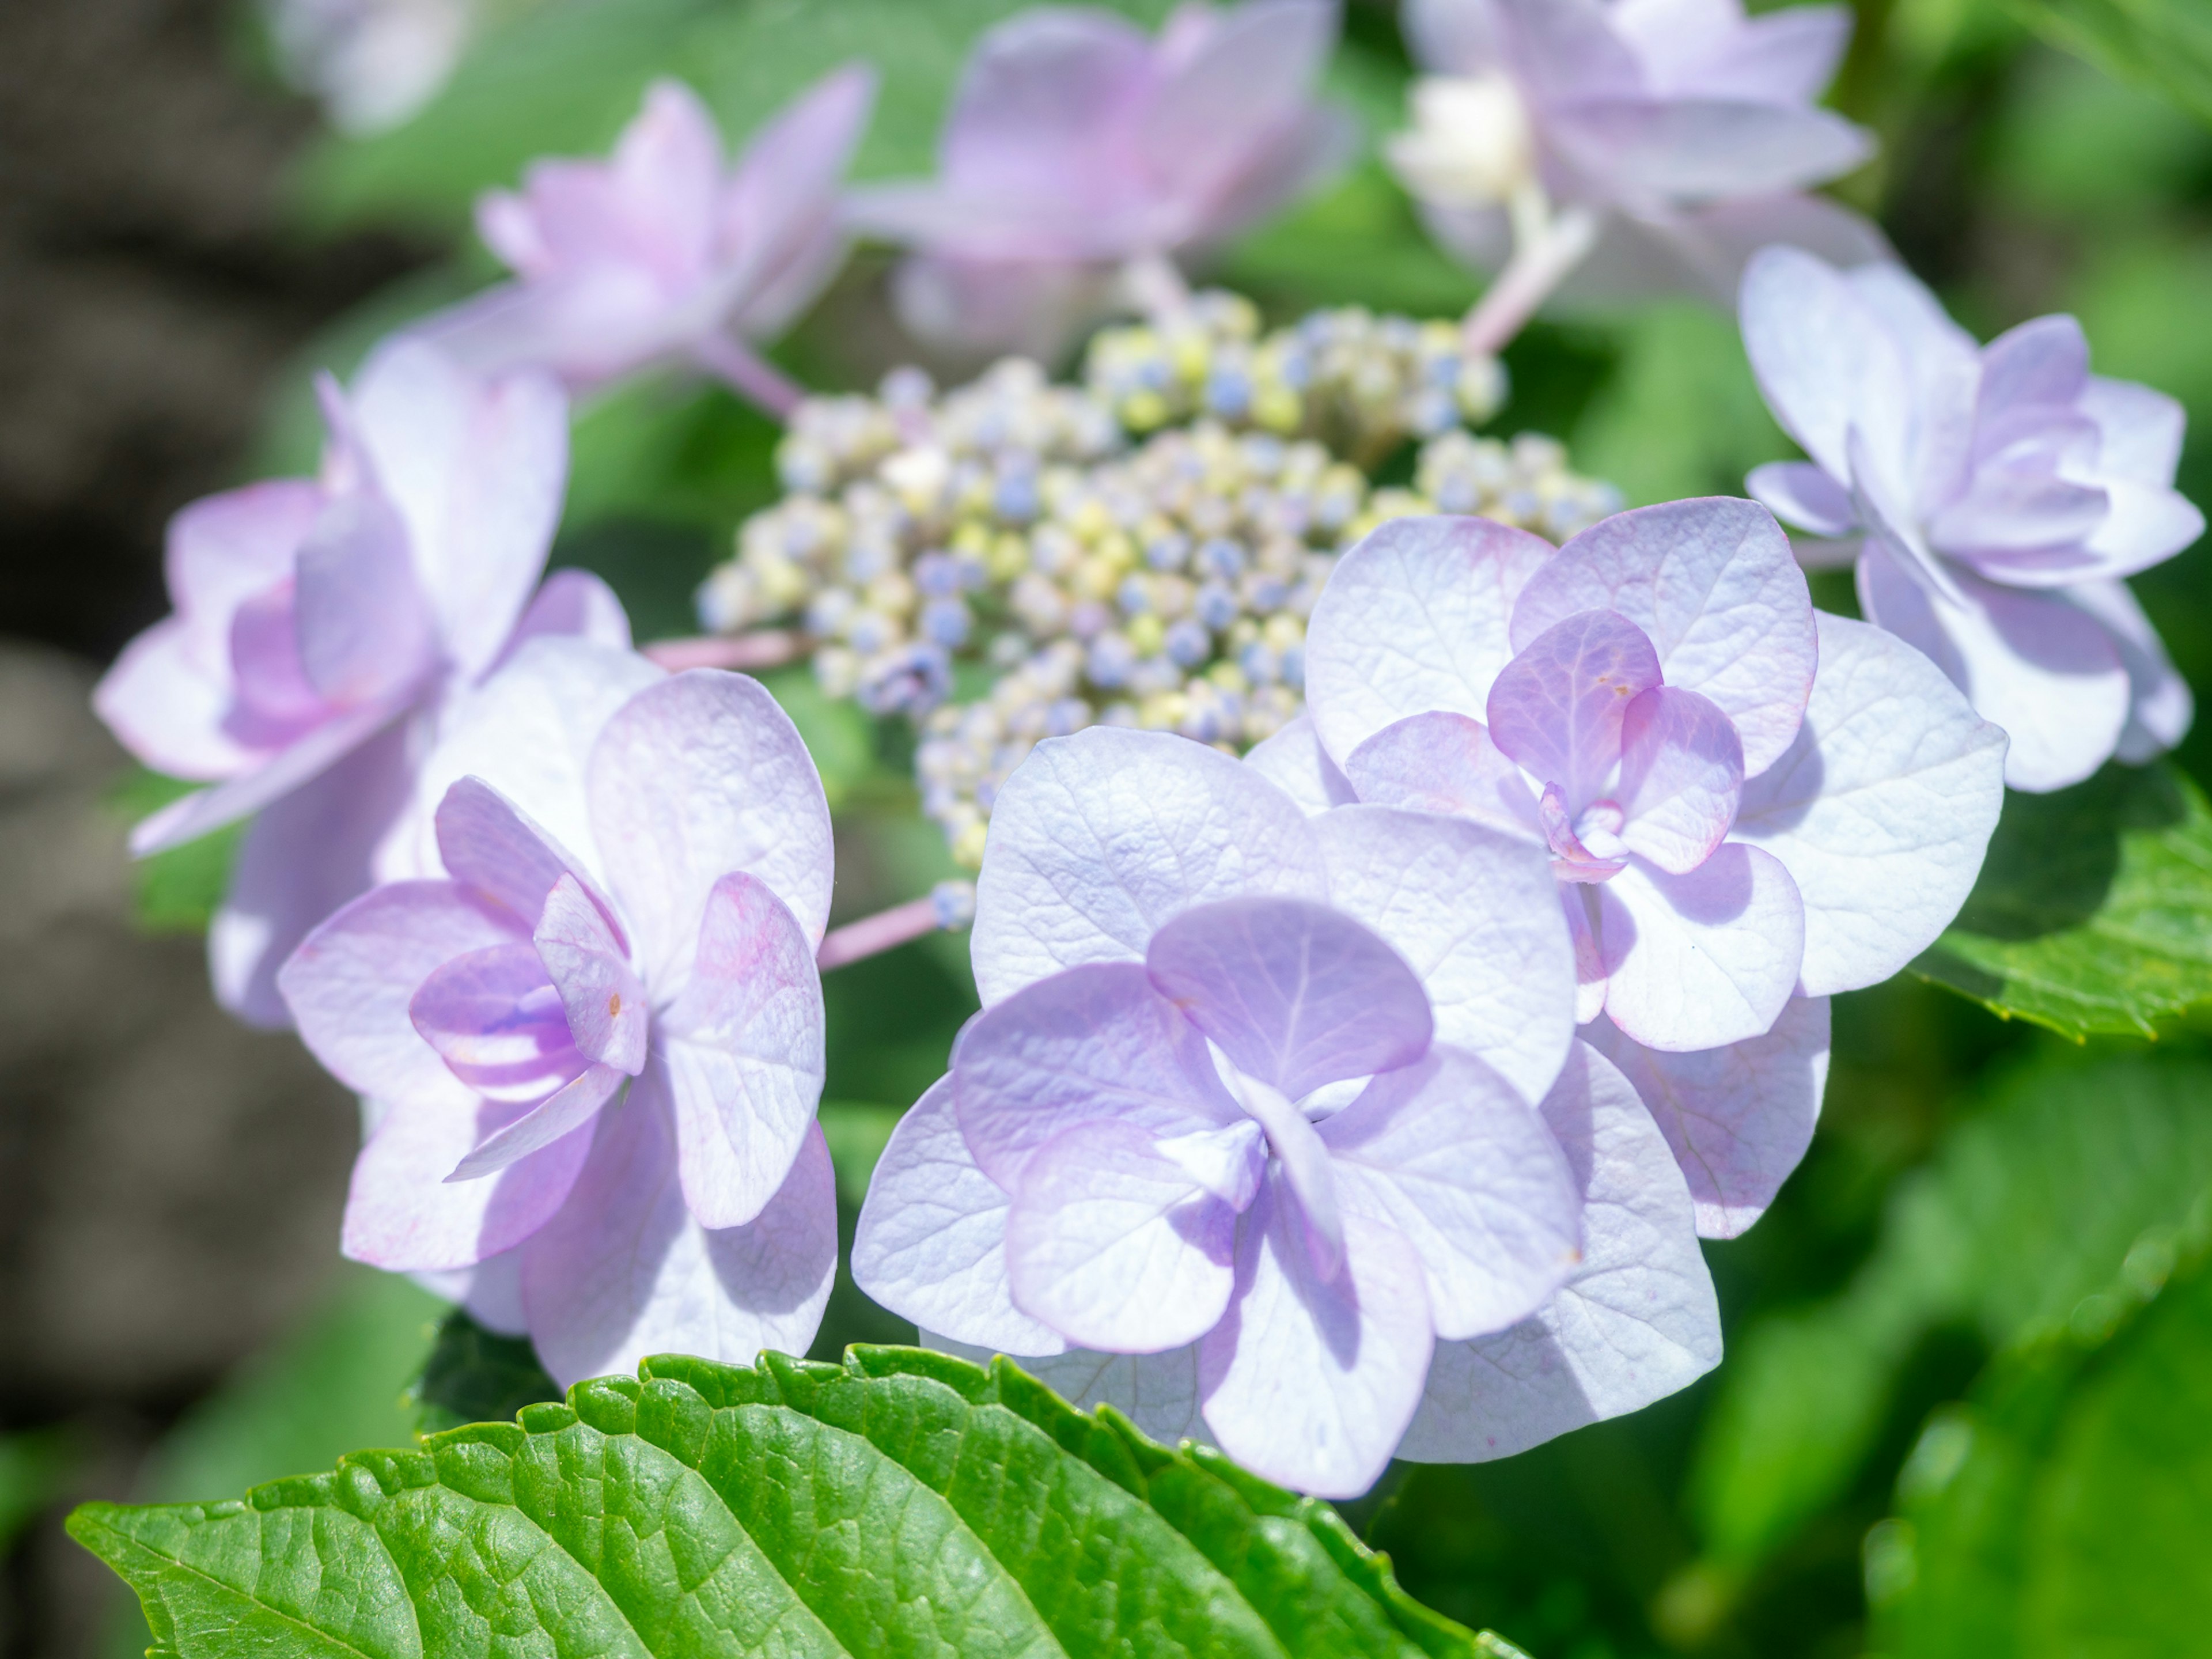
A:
[92,340,630,1027]
[276,657,838,1387]
[1740,246,2206,791]
[411,67,876,398]
[847,0,1353,356]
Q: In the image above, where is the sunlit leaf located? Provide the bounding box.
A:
[1915,763,2212,1038]
[74,1345,1529,1659]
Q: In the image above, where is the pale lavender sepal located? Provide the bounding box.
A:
[407,941,579,1103]
[1596,844,1804,1051]
[535,873,650,1074]
[1486,609,1664,808]
[1241,714,1357,816]
[1615,685,1744,874]
[1342,713,1542,842]
[433,775,620,936]
[447,1062,627,1183]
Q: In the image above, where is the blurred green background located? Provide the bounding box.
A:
[8,1,2212,1656]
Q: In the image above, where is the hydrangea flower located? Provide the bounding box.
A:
[847,0,1352,358]
[1390,0,1882,324]
[278,641,838,1385]
[93,341,625,1026]
[267,0,480,135]
[416,69,876,415]
[1302,502,2006,1059]
[1740,247,2206,791]
[855,725,1726,1494]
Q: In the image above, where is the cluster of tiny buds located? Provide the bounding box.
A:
[695,293,1623,866]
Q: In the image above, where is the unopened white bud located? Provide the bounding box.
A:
[1385,73,1535,210]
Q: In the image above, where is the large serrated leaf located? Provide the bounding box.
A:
[1914,762,2212,1038]
[72,1344,1528,1659]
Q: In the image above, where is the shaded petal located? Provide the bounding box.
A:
[1313,805,1574,1107]
[882,252,1122,360]
[1198,1184,1434,1498]
[589,670,835,989]
[1487,609,1662,805]
[1979,312,2088,411]
[536,873,649,1074]
[954,962,1239,1189]
[1514,498,1816,777]
[346,340,569,676]
[971,726,1326,1005]
[280,878,524,1101]
[433,775,620,933]
[657,872,827,1229]
[1146,896,1433,1099]
[1548,97,1869,202]
[1397,1041,1719,1462]
[1585,997,1828,1238]
[719,63,877,332]
[521,1104,836,1388]
[449,1062,626,1182]
[938,9,1152,209]
[1241,714,1356,815]
[1857,543,2125,793]
[1401,0,1512,74]
[94,620,258,781]
[1304,514,1554,766]
[2078,478,2206,580]
[1738,244,1911,486]
[2068,578,2194,763]
[1733,611,2005,995]
[408,942,578,1101]
[1342,713,1543,841]
[343,1084,594,1273]
[128,696,404,857]
[499,569,634,663]
[1619,191,1889,308]
[1616,686,1744,874]
[853,1078,1067,1357]
[1322,1046,1580,1340]
[293,490,438,706]
[1747,460,1858,539]
[1005,1119,1243,1353]
[926,1335,1205,1447]
[1597,844,1804,1050]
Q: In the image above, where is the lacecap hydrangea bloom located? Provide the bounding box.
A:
[857,725,1729,1495]
[278,639,838,1384]
[848,0,1352,358]
[1740,247,2206,791]
[93,341,626,1025]
[417,68,876,415]
[1391,0,1883,310]
[267,0,480,135]
[1302,500,2008,1054]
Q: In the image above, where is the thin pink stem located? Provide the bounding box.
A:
[1460,205,1602,357]
[692,333,808,421]
[643,631,805,672]
[817,881,978,972]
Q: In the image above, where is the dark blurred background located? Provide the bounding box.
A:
[4,2,2210,1657]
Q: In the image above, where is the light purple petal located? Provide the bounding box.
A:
[1929,461,2108,560]
[2082,376,2187,484]
[1733,611,2006,995]
[279,878,524,1101]
[657,870,827,1229]
[1312,805,1574,1107]
[1344,712,1545,842]
[1400,0,1512,74]
[953,962,1240,1189]
[1857,542,2126,792]
[291,490,438,707]
[1397,1040,1718,1462]
[1613,0,1852,104]
[499,569,634,664]
[1241,713,1357,815]
[433,775,620,934]
[2068,578,2194,763]
[408,941,579,1101]
[210,719,418,1028]
[719,64,877,334]
[970,726,1327,1005]
[882,252,1123,360]
[1747,460,1859,539]
[1980,312,2088,411]
[1304,514,1555,766]
[853,1078,1067,1357]
[588,670,835,987]
[1739,244,1911,487]
[343,1084,594,1273]
[1597,844,1804,1050]
[395,637,664,883]
[1145,896,1433,1099]
[926,1335,1205,1447]
[94,620,259,782]
[448,1062,627,1183]
[521,1104,836,1388]
[1548,97,1870,202]
[1616,686,1744,874]
[1621,190,1891,307]
[128,695,404,857]
[2075,478,2206,581]
[1513,498,1817,777]
[1586,997,1828,1238]
[1322,1046,1580,1340]
[938,9,1152,214]
[536,873,649,1073]
[1223,1071,1345,1283]
[1487,609,1663,806]
[1198,1183,1434,1498]
[344,340,569,677]
[1005,1119,1243,1353]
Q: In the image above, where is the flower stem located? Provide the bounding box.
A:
[1460,199,1602,357]
[692,333,809,421]
[643,631,805,672]
[816,882,978,972]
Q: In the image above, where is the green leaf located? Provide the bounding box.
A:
[1690,1051,2212,1567]
[108,768,241,935]
[0,1429,79,1554]
[2004,0,2212,128]
[1914,762,2212,1038]
[73,1345,1528,1659]
[1873,1195,2212,1658]
[410,1309,560,1435]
